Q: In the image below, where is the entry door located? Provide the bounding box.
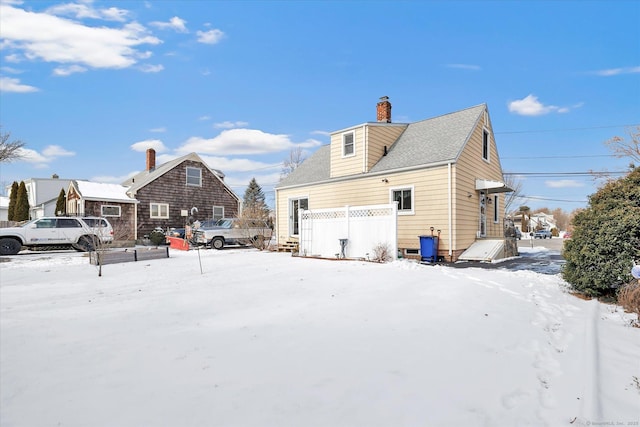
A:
[479,191,487,237]
[289,198,308,236]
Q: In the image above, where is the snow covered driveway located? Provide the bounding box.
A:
[1,249,638,426]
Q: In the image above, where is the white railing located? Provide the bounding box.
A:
[298,203,398,260]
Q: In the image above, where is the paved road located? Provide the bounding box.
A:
[449,237,568,275]
[518,236,565,252]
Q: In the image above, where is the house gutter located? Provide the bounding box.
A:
[448,162,453,259]
[276,159,455,192]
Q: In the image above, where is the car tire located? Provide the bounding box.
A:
[75,235,96,252]
[0,238,22,255]
[211,237,224,250]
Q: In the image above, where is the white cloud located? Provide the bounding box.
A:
[42,145,75,157]
[593,66,640,76]
[150,16,188,33]
[53,64,87,76]
[13,144,75,167]
[214,121,249,129]
[177,129,322,155]
[149,127,166,133]
[507,94,580,116]
[545,180,583,188]
[198,115,211,121]
[0,4,161,70]
[17,147,48,163]
[0,76,38,92]
[3,53,21,63]
[196,29,224,44]
[91,171,139,184]
[197,155,280,173]
[224,171,282,191]
[445,63,481,71]
[45,2,129,22]
[130,139,168,153]
[137,64,164,73]
[310,130,330,137]
[1,66,22,74]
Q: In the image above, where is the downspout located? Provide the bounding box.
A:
[274,190,279,246]
[134,201,138,241]
[448,162,453,259]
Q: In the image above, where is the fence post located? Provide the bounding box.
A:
[391,202,398,260]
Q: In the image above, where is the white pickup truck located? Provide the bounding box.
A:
[0,216,113,255]
[195,218,272,249]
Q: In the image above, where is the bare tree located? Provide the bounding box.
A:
[503,174,523,214]
[605,125,640,167]
[551,207,571,232]
[281,146,306,178]
[0,128,25,163]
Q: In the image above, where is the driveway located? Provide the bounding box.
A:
[450,238,567,275]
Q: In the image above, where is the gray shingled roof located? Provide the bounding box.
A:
[277,145,331,187]
[122,152,238,201]
[276,104,486,189]
[370,104,485,172]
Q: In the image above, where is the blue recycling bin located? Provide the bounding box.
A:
[419,235,438,262]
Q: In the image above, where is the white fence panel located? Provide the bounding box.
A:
[299,204,397,260]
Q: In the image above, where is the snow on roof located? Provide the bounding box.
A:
[75,180,135,203]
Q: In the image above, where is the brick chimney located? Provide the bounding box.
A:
[376,96,392,123]
[146,148,156,171]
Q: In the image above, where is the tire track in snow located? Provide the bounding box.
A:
[579,300,603,422]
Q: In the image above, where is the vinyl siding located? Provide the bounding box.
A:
[453,116,506,248]
[276,166,452,253]
[330,127,365,178]
[366,125,408,171]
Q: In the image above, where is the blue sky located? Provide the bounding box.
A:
[1,0,638,213]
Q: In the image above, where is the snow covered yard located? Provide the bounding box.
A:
[1,248,638,427]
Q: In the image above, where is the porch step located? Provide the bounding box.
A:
[278,239,299,252]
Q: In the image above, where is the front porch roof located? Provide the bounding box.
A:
[475,178,513,193]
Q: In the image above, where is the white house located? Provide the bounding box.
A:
[5,176,73,219]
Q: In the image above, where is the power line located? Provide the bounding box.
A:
[504,171,629,177]
[514,195,587,203]
[502,154,617,160]
[496,124,639,135]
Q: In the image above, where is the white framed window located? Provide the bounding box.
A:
[213,206,224,221]
[150,203,169,219]
[101,205,121,217]
[186,167,202,186]
[342,132,355,157]
[390,186,414,215]
[482,129,490,162]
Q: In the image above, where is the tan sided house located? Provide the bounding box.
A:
[275,97,512,262]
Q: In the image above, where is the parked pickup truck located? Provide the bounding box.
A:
[195,218,271,250]
[0,216,113,255]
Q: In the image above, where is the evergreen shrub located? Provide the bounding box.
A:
[562,168,640,298]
